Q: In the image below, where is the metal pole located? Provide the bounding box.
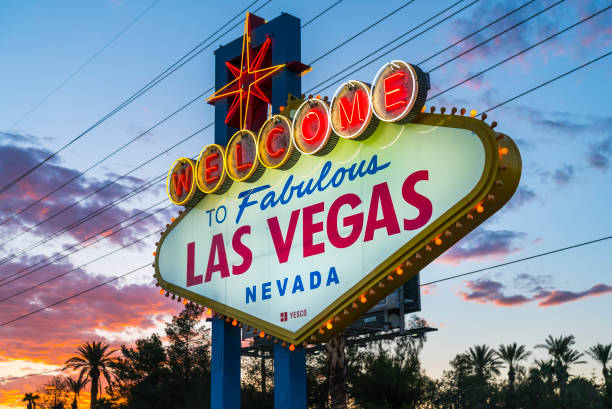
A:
[211,318,241,409]
[274,344,306,409]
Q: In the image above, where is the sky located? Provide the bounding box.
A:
[0,0,611,407]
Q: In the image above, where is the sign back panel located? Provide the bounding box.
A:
[155,113,521,345]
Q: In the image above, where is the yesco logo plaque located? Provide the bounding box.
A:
[155,59,521,346]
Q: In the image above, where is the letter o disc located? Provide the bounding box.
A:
[292,98,336,155]
[224,130,263,182]
[258,115,299,169]
[371,60,429,123]
[330,80,378,140]
[167,157,197,206]
[196,144,231,194]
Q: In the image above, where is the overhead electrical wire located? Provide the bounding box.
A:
[0,88,212,229]
[416,0,536,66]
[0,201,170,290]
[1,368,64,382]
[0,222,166,303]
[8,0,162,131]
[306,0,475,93]
[0,0,344,229]
[0,263,150,327]
[2,5,605,290]
[300,0,344,28]
[479,49,612,115]
[2,232,611,328]
[0,3,610,330]
[0,0,347,251]
[426,0,563,72]
[421,235,612,287]
[428,4,611,100]
[0,1,442,268]
[0,0,269,197]
[307,0,417,66]
[0,0,559,284]
[307,0,563,94]
[0,122,211,265]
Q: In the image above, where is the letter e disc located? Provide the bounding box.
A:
[330,80,378,140]
[258,115,299,170]
[371,60,429,123]
[224,130,263,182]
[196,144,232,194]
[167,157,197,205]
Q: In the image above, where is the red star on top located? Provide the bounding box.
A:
[206,13,285,131]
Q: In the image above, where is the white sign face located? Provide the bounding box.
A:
[156,119,496,340]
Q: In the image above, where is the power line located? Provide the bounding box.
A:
[0,125,205,271]
[417,0,536,66]
[305,0,475,93]
[0,0,267,197]
[0,0,344,247]
[0,1,429,268]
[307,0,417,66]
[301,0,344,28]
[421,235,612,286]
[0,87,211,229]
[428,4,611,100]
[0,221,166,303]
[427,0,563,73]
[480,49,612,115]
[2,0,342,229]
[1,46,609,328]
[1,368,64,382]
[8,0,162,130]
[0,202,170,291]
[0,263,150,327]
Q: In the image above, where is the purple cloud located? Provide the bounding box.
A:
[0,132,166,246]
[439,228,526,265]
[459,275,612,307]
[587,135,612,171]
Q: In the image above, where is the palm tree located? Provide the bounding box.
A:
[64,341,116,409]
[586,343,612,381]
[536,335,576,365]
[497,343,531,392]
[21,393,40,409]
[466,344,502,382]
[66,374,88,409]
[536,335,585,386]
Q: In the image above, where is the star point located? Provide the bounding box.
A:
[207,13,285,131]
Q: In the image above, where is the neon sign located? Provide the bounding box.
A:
[157,14,521,347]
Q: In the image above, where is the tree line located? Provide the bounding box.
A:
[22,304,612,408]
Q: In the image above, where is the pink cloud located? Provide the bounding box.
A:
[438,228,526,265]
[459,277,612,308]
[534,284,612,307]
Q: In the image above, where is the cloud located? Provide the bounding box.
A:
[438,228,526,265]
[0,253,181,407]
[505,185,536,210]
[0,132,167,247]
[552,165,574,186]
[534,284,612,307]
[586,135,612,171]
[459,279,532,306]
[0,254,181,366]
[459,275,612,308]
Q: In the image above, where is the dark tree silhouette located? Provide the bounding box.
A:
[64,342,116,409]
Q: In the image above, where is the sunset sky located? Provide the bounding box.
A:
[1,0,611,407]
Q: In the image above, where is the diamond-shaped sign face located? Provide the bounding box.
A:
[155,113,521,345]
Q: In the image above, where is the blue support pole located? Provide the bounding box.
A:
[274,344,306,409]
[211,318,241,409]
